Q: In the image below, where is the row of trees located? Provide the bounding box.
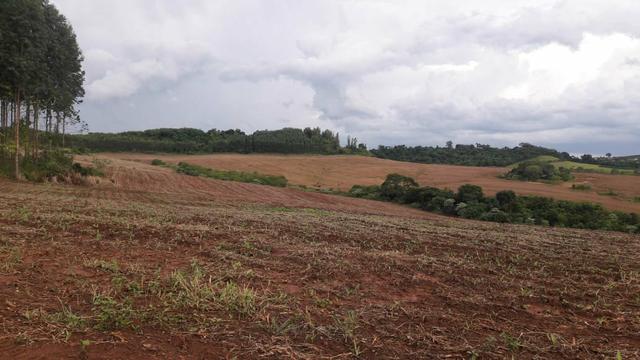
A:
[371,142,570,167]
[349,174,639,233]
[69,127,368,155]
[0,0,85,179]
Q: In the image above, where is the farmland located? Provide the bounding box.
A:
[105,153,640,214]
[1,158,640,359]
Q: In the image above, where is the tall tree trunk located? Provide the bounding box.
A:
[62,117,66,147]
[14,91,21,180]
[24,102,30,160]
[33,105,39,158]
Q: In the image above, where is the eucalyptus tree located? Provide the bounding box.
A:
[0,0,84,178]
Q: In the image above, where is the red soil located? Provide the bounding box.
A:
[106,153,640,213]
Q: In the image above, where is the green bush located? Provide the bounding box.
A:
[151,159,166,166]
[380,173,419,201]
[572,184,591,191]
[456,184,484,203]
[175,162,288,187]
[343,173,639,233]
[506,161,573,182]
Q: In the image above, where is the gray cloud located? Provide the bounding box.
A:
[54,0,640,155]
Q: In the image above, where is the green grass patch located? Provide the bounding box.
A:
[174,162,288,187]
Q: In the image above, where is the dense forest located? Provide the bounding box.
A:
[349,174,640,233]
[0,0,85,180]
[371,142,572,167]
[68,127,367,155]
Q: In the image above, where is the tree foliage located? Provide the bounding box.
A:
[0,0,85,179]
[349,175,640,234]
[371,142,570,167]
[67,127,367,155]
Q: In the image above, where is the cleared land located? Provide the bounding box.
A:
[1,160,639,359]
[106,153,640,213]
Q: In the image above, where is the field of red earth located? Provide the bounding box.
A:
[107,153,640,214]
[1,158,640,359]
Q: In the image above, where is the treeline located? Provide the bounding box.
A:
[0,0,85,179]
[69,127,367,155]
[349,174,639,233]
[371,142,570,167]
[578,154,640,171]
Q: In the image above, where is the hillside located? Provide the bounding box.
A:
[1,160,639,359]
[103,153,640,214]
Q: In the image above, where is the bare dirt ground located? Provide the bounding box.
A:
[1,160,640,359]
[106,153,640,213]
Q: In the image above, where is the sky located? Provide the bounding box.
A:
[51,0,640,155]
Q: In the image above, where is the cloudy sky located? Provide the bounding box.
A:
[52,0,640,155]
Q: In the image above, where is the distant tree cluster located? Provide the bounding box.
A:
[69,127,368,155]
[0,0,85,179]
[505,161,573,182]
[371,143,570,167]
[577,154,640,171]
[349,174,640,233]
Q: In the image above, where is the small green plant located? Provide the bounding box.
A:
[633,197,640,203]
[168,261,214,309]
[501,332,522,352]
[598,189,618,196]
[217,281,257,317]
[92,293,135,331]
[151,159,165,166]
[49,303,86,330]
[84,259,120,273]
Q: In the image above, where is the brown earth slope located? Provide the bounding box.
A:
[1,162,639,359]
[106,153,640,213]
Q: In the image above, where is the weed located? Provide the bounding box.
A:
[168,261,215,309]
[151,159,166,166]
[501,332,522,352]
[92,293,135,331]
[217,281,258,317]
[333,310,361,355]
[49,303,86,330]
[1,246,22,272]
[547,333,561,347]
[84,259,120,273]
[264,315,299,336]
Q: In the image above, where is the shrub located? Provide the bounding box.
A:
[481,208,510,223]
[21,151,74,182]
[496,190,517,209]
[348,185,381,199]
[572,184,591,191]
[456,184,484,203]
[506,161,573,182]
[380,173,419,201]
[151,159,165,166]
[457,202,487,219]
[176,162,288,187]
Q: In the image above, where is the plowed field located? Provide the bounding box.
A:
[1,158,639,359]
[105,153,640,213]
